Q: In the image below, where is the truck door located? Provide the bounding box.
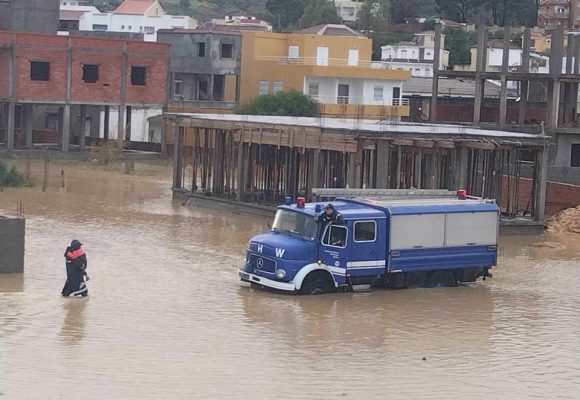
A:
[346,220,383,278]
[319,223,349,284]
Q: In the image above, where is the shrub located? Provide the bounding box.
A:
[235,91,319,117]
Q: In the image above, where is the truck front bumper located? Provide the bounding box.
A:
[238,270,296,292]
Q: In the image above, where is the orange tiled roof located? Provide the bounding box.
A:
[114,0,155,15]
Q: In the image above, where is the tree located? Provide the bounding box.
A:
[266,0,305,31]
[444,26,476,66]
[178,0,190,13]
[390,0,436,23]
[298,0,341,29]
[235,91,319,117]
[356,0,389,32]
[436,0,478,23]
[485,0,537,27]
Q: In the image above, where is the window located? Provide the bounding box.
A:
[121,25,125,29]
[288,45,299,59]
[323,225,347,248]
[316,46,328,66]
[392,86,401,105]
[128,25,132,30]
[259,80,268,95]
[144,26,155,34]
[92,24,107,31]
[273,81,282,93]
[82,64,99,83]
[131,66,146,85]
[373,86,383,100]
[354,221,376,242]
[197,42,206,57]
[198,80,208,97]
[30,61,50,81]
[308,83,319,98]
[572,144,580,167]
[174,79,183,97]
[221,43,233,58]
[348,49,359,66]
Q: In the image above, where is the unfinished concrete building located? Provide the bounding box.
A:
[430,24,580,185]
[158,29,241,113]
[0,0,60,34]
[0,31,169,153]
[167,114,549,224]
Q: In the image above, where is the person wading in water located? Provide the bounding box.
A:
[61,239,88,297]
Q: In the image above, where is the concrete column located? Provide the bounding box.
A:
[429,23,442,123]
[396,145,402,188]
[61,104,71,152]
[448,149,457,190]
[7,44,16,153]
[456,147,468,189]
[564,34,576,124]
[63,38,72,153]
[499,25,510,128]
[117,105,125,144]
[6,102,15,153]
[346,151,363,189]
[118,43,127,149]
[375,140,390,188]
[519,28,531,125]
[533,143,548,222]
[236,140,245,201]
[80,104,87,151]
[547,27,564,129]
[160,115,167,155]
[23,104,33,149]
[172,123,182,189]
[103,105,110,142]
[474,26,488,126]
[414,149,422,189]
[307,149,320,200]
[209,74,214,102]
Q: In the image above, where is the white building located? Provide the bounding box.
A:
[334,0,365,23]
[380,31,449,77]
[78,0,197,42]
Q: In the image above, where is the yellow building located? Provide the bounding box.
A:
[240,24,411,120]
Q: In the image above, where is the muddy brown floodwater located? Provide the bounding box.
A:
[0,160,579,400]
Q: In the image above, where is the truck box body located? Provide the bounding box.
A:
[239,194,499,294]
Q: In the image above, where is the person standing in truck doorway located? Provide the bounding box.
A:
[314,203,343,225]
[61,239,89,297]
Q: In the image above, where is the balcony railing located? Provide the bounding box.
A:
[254,56,387,69]
[308,94,410,106]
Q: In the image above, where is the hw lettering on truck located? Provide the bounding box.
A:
[239,190,498,295]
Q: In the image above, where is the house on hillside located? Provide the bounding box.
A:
[380,31,449,77]
[78,0,197,41]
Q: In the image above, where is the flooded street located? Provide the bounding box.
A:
[0,160,579,399]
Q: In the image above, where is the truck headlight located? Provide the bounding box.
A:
[275,269,286,279]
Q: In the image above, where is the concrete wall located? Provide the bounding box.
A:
[0,218,25,273]
[99,107,162,142]
[0,0,60,34]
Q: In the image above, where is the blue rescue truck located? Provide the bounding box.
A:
[239,191,499,294]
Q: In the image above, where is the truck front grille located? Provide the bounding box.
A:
[248,254,276,273]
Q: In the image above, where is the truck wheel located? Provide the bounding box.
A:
[300,273,334,295]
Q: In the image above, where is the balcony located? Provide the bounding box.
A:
[308,95,410,120]
[253,56,411,80]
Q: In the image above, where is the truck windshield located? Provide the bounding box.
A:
[271,209,318,241]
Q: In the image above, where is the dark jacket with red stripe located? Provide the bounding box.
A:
[65,247,87,271]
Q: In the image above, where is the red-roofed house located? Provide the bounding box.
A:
[113,0,165,16]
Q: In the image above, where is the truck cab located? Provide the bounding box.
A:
[239,192,499,294]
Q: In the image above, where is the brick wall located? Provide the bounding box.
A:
[0,31,169,105]
[500,176,580,217]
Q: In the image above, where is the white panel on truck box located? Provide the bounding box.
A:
[445,212,498,246]
[390,214,445,250]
